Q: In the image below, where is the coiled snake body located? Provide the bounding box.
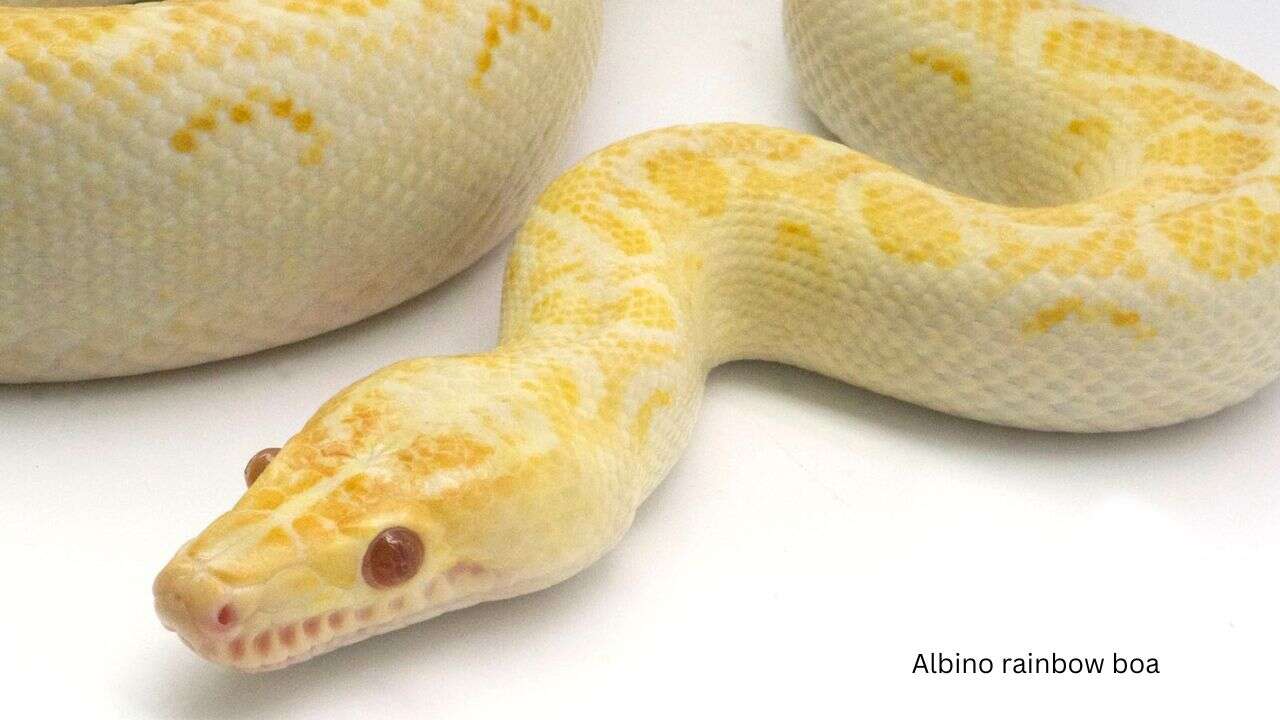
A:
[50,0,1278,670]
[0,0,600,381]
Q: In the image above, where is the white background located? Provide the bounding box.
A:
[2,1,1279,717]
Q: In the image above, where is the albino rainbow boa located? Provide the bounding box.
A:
[15,0,1275,671]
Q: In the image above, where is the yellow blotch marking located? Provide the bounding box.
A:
[529,289,592,326]
[207,522,303,585]
[229,104,254,124]
[644,149,730,217]
[189,114,217,132]
[1023,298,1155,339]
[633,389,673,444]
[269,33,298,55]
[590,339,679,426]
[1025,297,1083,334]
[925,0,1039,58]
[5,78,37,106]
[505,223,594,298]
[521,364,582,435]
[908,47,972,92]
[1107,85,1280,133]
[0,8,126,56]
[338,473,379,506]
[1159,195,1280,281]
[745,154,880,212]
[68,59,94,80]
[267,569,323,600]
[281,0,400,16]
[986,227,1147,283]
[999,203,1095,228]
[423,0,457,14]
[606,287,678,330]
[247,488,287,512]
[1064,117,1114,177]
[170,130,197,154]
[471,1,553,89]
[862,181,965,267]
[528,286,677,331]
[291,515,332,545]
[581,207,654,256]
[773,221,829,277]
[170,92,325,165]
[525,259,588,296]
[233,41,259,60]
[307,493,366,529]
[17,57,54,86]
[301,144,326,167]
[536,162,604,214]
[311,543,361,588]
[397,432,495,476]
[1043,20,1267,92]
[303,29,329,51]
[1110,310,1143,329]
[538,155,687,238]
[153,50,186,75]
[774,221,821,260]
[1067,117,1111,148]
[111,55,160,93]
[275,468,323,497]
[1144,128,1270,177]
[337,402,385,445]
[689,123,819,162]
[545,366,581,408]
[256,527,297,555]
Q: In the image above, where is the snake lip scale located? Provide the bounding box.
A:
[5,0,1276,671]
[155,547,580,671]
[155,584,484,672]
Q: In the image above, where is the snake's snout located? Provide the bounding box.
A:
[153,559,243,650]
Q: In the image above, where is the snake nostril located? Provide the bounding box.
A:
[216,604,238,628]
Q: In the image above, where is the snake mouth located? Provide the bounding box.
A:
[155,560,505,671]
[157,579,450,672]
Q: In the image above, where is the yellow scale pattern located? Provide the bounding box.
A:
[471,0,550,88]
[148,0,1280,673]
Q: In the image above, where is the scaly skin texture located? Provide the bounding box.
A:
[155,0,1280,670]
[0,0,601,381]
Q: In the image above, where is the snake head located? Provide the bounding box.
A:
[154,356,622,671]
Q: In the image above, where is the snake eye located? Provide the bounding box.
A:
[244,447,281,487]
[362,527,425,589]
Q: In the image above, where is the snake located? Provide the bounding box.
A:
[0,0,601,382]
[157,0,1280,671]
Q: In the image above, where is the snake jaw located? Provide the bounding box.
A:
[155,561,402,670]
[154,561,509,671]
[154,511,511,671]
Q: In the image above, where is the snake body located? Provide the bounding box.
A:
[0,0,601,382]
[151,0,1280,671]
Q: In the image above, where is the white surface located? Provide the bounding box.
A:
[2,1,1278,717]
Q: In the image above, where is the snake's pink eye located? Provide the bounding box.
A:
[244,447,281,487]
[363,527,425,589]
